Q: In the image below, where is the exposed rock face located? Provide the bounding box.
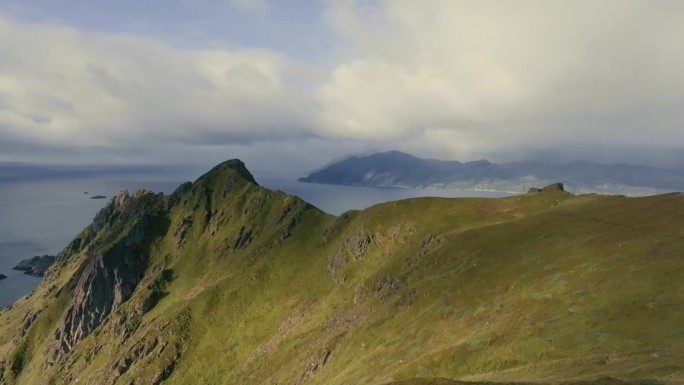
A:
[174,216,193,247]
[168,182,192,210]
[48,243,148,362]
[13,255,56,277]
[46,190,162,363]
[14,310,40,342]
[233,226,253,250]
[106,308,191,385]
[327,229,373,285]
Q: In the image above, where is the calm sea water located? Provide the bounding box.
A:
[0,170,511,307]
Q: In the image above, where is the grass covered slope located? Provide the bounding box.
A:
[1,160,683,385]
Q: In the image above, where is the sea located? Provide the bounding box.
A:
[0,170,511,307]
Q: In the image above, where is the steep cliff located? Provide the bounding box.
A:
[46,189,163,363]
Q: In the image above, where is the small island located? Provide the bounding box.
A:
[13,255,56,277]
[0,274,6,280]
[90,195,107,199]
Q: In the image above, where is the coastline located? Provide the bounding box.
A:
[296,179,523,195]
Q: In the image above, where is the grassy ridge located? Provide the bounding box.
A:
[0,161,682,384]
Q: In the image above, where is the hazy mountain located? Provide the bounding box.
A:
[299,151,684,195]
[1,160,682,384]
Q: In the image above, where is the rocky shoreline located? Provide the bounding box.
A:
[13,255,56,277]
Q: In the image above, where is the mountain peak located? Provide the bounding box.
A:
[371,150,421,161]
[541,182,565,192]
[198,159,258,186]
[377,150,414,156]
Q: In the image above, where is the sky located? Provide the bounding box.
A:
[1,0,683,171]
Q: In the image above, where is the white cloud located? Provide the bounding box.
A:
[0,14,313,150]
[224,0,270,14]
[316,0,684,158]
[2,1,684,168]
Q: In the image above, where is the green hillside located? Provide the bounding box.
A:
[1,160,682,385]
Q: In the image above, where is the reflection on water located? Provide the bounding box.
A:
[0,170,512,307]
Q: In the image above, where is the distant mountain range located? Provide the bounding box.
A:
[298,151,684,195]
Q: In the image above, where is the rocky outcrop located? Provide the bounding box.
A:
[327,228,374,285]
[293,348,332,385]
[46,190,163,364]
[327,230,373,274]
[276,199,310,241]
[528,183,565,194]
[105,308,191,385]
[233,226,253,250]
[47,242,148,362]
[13,310,41,342]
[542,182,565,192]
[13,255,56,277]
[0,274,6,280]
[168,182,192,210]
[174,216,193,247]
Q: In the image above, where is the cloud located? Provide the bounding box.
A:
[0,14,314,151]
[2,2,684,169]
[316,0,684,159]
[224,0,270,13]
